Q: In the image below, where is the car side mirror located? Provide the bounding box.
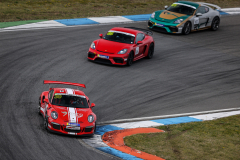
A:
[44,98,49,103]
[99,34,103,38]
[196,13,202,17]
[164,5,168,10]
[90,103,95,108]
[137,41,143,44]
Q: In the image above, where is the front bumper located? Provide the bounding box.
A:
[47,121,96,136]
[148,18,184,34]
[87,48,128,65]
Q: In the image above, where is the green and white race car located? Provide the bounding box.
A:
[148,1,221,35]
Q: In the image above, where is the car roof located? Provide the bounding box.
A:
[110,27,143,36]
[177,1,200,9]
[53,88,86,97]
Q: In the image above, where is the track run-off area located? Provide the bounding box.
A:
[0,14,240,160]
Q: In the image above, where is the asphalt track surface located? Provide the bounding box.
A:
[0,14,240,160]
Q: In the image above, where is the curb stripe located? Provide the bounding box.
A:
[82,110,240,160]
[102,128,164,160]
[1,8,240,31]
[55,18,99,26]
[95,125,124,136]
[151,116,202,125]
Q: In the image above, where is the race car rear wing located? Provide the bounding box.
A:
[44,80,86,88]
[198,2,221,11]
[124,27,153,35]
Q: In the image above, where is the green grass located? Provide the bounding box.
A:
[124,115,240,160]
[0,0,240,22]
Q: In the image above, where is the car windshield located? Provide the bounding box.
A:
[103,31,135,44]
[167,3,196,15]
[52,94,89,108]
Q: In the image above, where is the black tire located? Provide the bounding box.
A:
[146,43,154,59]
[44,113,49,130]
[211,16,220,31]
[127,52,134,66]
[182,21,191,35]
[38,97,41,115]
[38,105,41,115]
[94,122,97,133]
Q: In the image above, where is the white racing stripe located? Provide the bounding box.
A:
[66,88,74,95]
[68,107,77,123]
[68,107,77,135]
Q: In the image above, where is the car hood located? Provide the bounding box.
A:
[155,10,189,23]
[53,105,91,123]
[96,39,132,54]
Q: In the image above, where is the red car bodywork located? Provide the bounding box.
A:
[39,80,96,136]
[88,27,154,66]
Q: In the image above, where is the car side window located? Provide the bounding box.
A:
[42,96,45,103]
[205,7,209,13]
[135,33,145,44]
[196,6,208,14]
[48,90,54,103]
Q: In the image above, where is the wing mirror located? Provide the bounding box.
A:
[137,41,143,44]
[90,103,95,108]
[99,34,103,38]
[44,98,49,103]
[196,13,203,17]
[164,5,168,10]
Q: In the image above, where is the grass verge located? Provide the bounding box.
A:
[124,114,240,160]
[1,0,240,22]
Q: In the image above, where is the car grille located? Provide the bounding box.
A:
[113,58,124,64]
[88,52,95,58]
[152,26,167,33]
[64,128,83,133]
[52,123,60,130]
[169,26,178,32]
[148,21,154,27]
[85,126,93,132]
[94,58,112,65]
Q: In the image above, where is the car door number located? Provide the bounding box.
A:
[194,17,199,24]
[135,47,139,55]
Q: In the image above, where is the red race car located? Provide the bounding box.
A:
[88,27,155,66]
[39,80,96,136]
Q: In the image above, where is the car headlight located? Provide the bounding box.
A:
[174,19,183,24]
[51,111,58,119]
[151,12,155,19]
[88,115,94,123]
[90,42,96,49]
[118,49,128,54]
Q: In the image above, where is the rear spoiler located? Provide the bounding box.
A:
[43,80,86,88]
[124,27,153,35]
[198,2,221,11]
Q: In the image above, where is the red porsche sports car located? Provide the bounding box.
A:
[88,27,155,66]
[39,80,96,136]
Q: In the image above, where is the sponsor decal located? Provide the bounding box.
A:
[76,113,83,118]
[156,23,164,27]
[54,95,62,99]
[108,30,135,37]
[107,31,114,35]
[97,54,109,59]
[66,123,80,130]
[67,123,80,126]
[62,111,67,116]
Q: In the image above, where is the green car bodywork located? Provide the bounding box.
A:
[148,1,221,34]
